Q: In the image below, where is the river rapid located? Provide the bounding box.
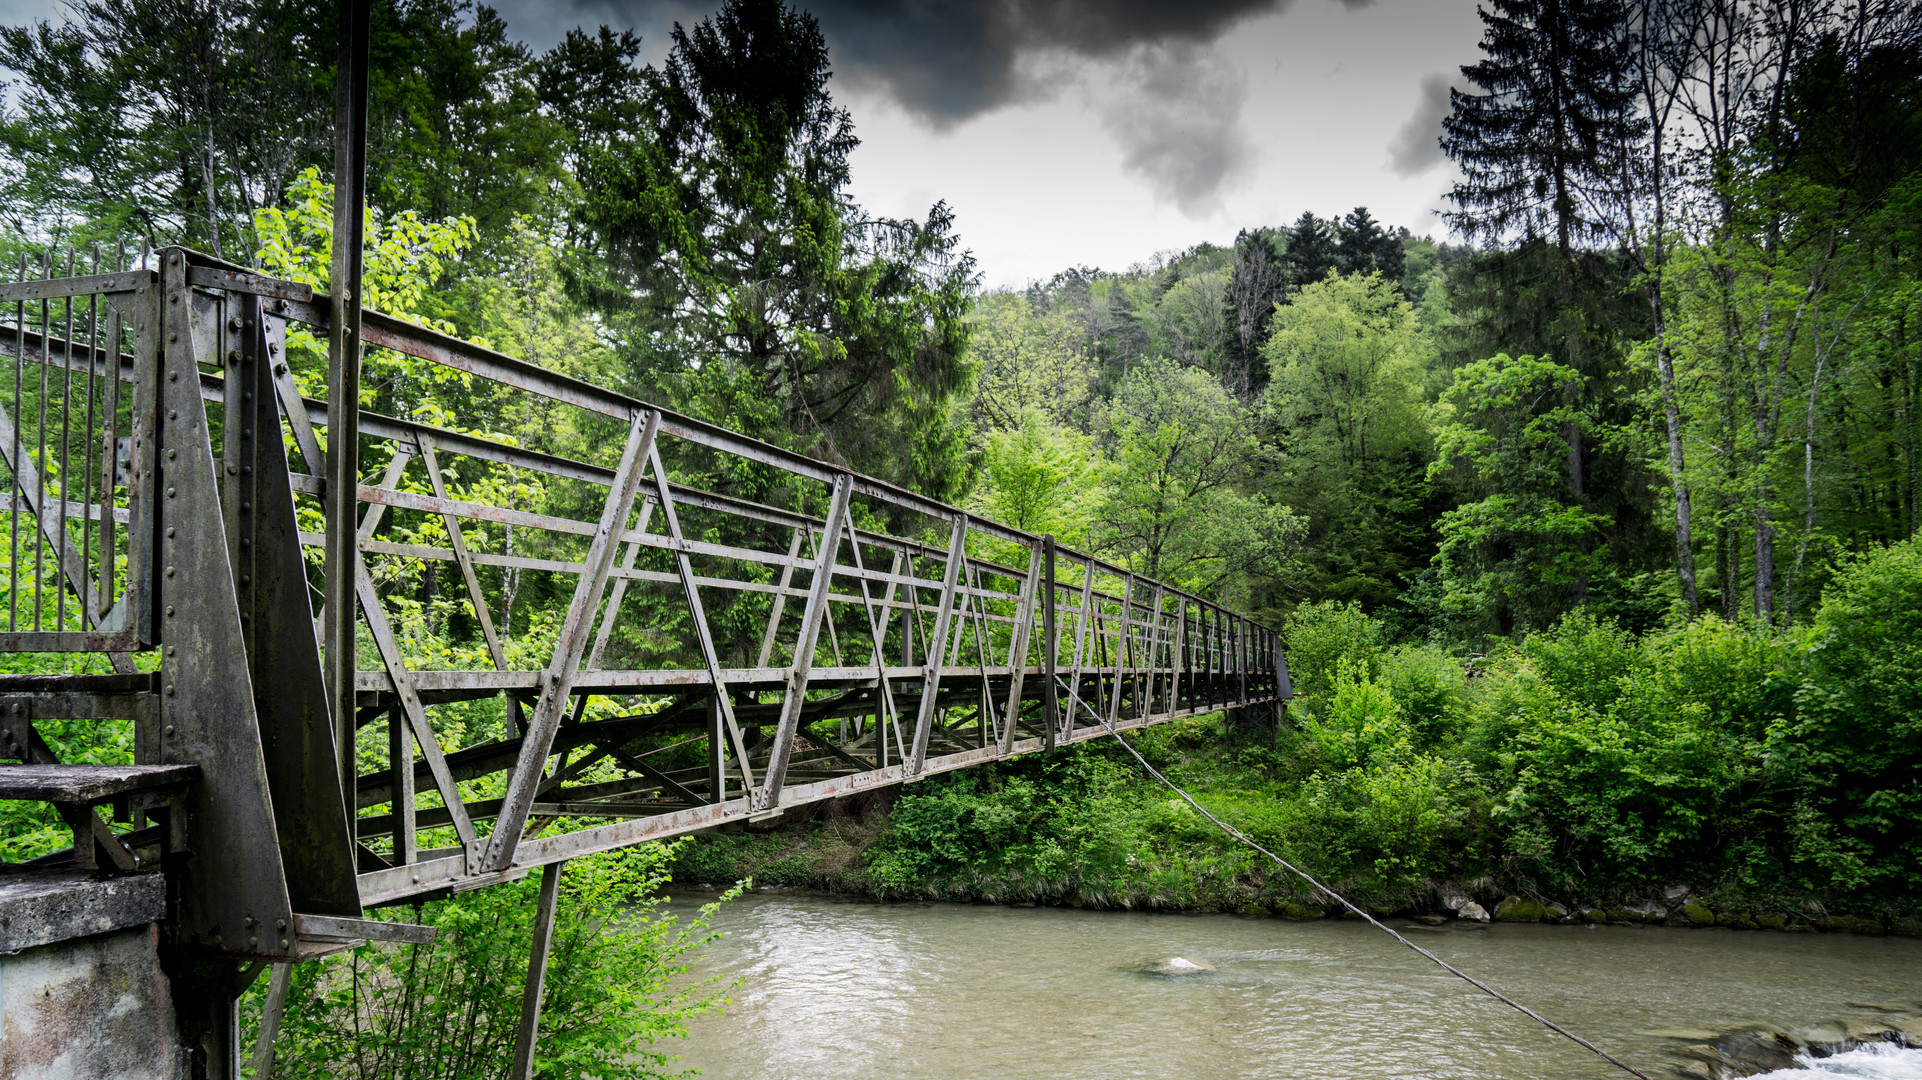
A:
[670,892,1922,1079]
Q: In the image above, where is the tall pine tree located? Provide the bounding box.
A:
[1439,0,1650,616]
[572,0,977,501]
[1280,211,1337,292]
[1441,0,1637,253]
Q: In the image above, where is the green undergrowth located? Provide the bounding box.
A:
[673,536,1922,931]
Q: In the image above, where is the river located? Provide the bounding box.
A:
[669,892,1922,1079]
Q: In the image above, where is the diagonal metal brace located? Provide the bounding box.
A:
[483,410,657,872]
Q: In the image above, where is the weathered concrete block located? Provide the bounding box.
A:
[0,870,165,952]
[0,922,183,1079]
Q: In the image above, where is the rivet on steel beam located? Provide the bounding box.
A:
[167,409,177,420]
[228,316,242,331]
[168,332,177,341]
[276,919,286,930]
[167,646,175,656]
[241,501,251,512]
[227,464,237,475]
[165,725,175,735]
[166,527,175,538]
[240,575,250,586]
[280,938,289,949]
[166,448,175,459]
[165,566,174,577]
[166,606,175,617]
[165,686,175,696]
[227,349,240,365]
[250,936,258,948]
[166,486,175,498]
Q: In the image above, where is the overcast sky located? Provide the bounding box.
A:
[1,0,1486,288]
[502,0,1487,287]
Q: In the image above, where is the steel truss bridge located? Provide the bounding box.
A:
[0,246,1286,1075]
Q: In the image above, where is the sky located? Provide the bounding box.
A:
[0,0,1489,288]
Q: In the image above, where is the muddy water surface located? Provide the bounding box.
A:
[670,893,1922,1079]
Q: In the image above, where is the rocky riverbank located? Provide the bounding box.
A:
[671,811,1921,937]
[1642,1004,1922,1078]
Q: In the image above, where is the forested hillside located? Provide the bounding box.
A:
[3,0,1921,924]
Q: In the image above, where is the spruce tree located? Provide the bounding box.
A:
[1336,206,1407,284]
[1440,0,1642,614]
[573,0,977,501]
[1440,0,1637,253]
[1280,211,1337,292]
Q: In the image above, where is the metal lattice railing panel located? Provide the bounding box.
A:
[0,250,157,659]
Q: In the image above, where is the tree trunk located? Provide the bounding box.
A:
[1650,321,1699,616]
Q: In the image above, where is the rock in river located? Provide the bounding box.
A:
[1456,901,1490,922]
[1151,957,1216,976]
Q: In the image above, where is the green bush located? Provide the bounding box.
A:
[1383,644,1465,749]
[252,841,736,1080]
[1783,535,1922,891]
[1284,600,1385,706]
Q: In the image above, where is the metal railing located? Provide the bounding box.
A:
[0,247,155,661]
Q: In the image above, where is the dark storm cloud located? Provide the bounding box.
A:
[805,0,1284,126]
[1387,71,1454,177]
[492,0,1377,213]
[501,0,1374,123]
[1098,42,1252,216]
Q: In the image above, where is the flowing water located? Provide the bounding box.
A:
[669,891,1922,1079]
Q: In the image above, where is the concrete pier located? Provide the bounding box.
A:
[1,871,182,1080]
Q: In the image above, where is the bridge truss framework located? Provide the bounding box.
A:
[0,245,1285,1076]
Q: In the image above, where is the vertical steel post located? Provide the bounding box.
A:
[906,512,967,776]
[511,860,566,1080]
[325,0,371,811]
[997,543,1042,754]
[249,963,293,1080]
[707,693,725,802]
[1106,575,1134,726]
[1041,535,1057,750]
[1239,616,1249,705]
[388,706,415,863]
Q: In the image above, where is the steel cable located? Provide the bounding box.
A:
[1061,685,1656,1080]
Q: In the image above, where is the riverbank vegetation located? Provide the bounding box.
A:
[247,841,739,1080]
[674,534,1922,929]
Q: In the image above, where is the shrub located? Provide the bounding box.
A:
[1284,600,1385,706]
[1382,644,1465,749]
[1784,535,1922,891]
[251,841,736,1080]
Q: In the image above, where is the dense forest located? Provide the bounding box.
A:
[4,0,1922,1064]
